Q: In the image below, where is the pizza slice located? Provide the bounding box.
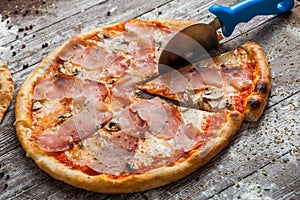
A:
[0,60,14,123]
[139,42,270,121]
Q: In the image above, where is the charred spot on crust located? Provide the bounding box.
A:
[255,82,268,94]
[230,112,239,118]
[248,98,261,109]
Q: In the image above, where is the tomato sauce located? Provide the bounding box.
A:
[51,152,100,176]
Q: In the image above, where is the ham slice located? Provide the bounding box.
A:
[35,131,73,152]
[169,71,189,93]
[130,97,180,139]
[186,70,207,91]
[33,76,108,102]
[35,111,97,152]
[221,66,253,91]
[58,36,113,69]
[33,75,80,100]
[105,55,128,78]
[117,108,145,138]
[79,79,108,100]
[198,68,223,88]
[124,22,155,51]
[124,22,158,78]
[175,124,207,152]
[129,54,157,78]
[34,77,113,152]
[112,76,140,110]
[108,130,139,152]
[87,140,133,176]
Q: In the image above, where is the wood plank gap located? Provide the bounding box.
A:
[134,0,174,19]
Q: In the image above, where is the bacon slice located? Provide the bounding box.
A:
[130,97,180,139]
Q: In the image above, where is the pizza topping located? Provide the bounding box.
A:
[218,98,232,110]
[174,124,207,152]
[116,108,145,138]
[58,36,113,69]
[59,62,80,76]
[124,22,155,52]
[87,141,134,176]
[169,71,189,93]
[105,55,128,78]
[128,132,178,173]
[32,100,43,110]
[130,97,180,139]
[198,68,223,88]
[33,75,109,103]
[35,131,73,152]
[108,130,139,152]
[104,121,120,132]
[81,131,134,176]
[78,79,108,101]
[33,75,79,100]
[112,76,139,110]
[35,110,100,152]
[202,87,224,100]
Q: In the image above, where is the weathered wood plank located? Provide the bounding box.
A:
[0,0,299,199]
[0,0,171,74]
[212,150,300,199]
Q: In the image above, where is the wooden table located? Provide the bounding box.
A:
[0,0,299,199]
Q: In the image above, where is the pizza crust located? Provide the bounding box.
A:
[0,60,14,123]
[15,18,269,193]
[241,42,271,121]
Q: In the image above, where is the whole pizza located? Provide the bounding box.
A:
[15,19,270,193]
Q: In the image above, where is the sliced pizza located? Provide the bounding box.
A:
[15,18,270,193]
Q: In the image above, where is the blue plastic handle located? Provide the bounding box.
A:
[209,0,294,37]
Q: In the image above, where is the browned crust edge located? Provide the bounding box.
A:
[242,42,271,121]
[0,60,14,123]
[15,19,255,193]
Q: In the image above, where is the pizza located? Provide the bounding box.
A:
[15,18,270,193]
[0,60,14,123]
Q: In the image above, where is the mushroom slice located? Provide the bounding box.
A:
[202,87,224,100]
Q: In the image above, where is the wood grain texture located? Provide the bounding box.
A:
[0,0,299,199]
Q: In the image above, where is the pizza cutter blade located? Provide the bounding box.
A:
[158,0,294,74]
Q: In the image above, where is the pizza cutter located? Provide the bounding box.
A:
[158,0,294,74]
